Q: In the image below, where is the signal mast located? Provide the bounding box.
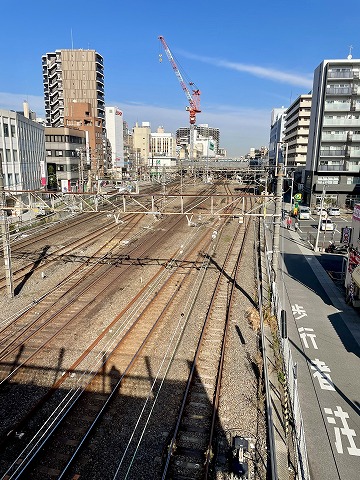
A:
[158,35,201,163]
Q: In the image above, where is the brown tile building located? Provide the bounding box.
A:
[42,49,105,177]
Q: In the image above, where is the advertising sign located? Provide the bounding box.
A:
[353,204,360,222]
[61,179,70,193]
[341,226,352,245]
[40,160,47,186]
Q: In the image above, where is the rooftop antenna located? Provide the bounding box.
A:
[71,28,74,49]
[347,45,353,60]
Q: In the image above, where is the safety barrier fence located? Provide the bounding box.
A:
[263,219,310,480]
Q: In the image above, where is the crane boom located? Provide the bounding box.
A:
[158,35,201,125]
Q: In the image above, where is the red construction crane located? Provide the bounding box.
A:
[158,35,201,160]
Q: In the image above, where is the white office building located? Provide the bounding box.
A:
[150,126,176,160]
[0,109,45,197]
[105,106,124,171]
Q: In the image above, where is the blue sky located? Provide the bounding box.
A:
[0,0,358,157]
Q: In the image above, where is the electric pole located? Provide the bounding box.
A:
[314,185,327,252]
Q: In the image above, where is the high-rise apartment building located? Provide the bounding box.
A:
[42,49,105,175]
[305,58,360,208]
[283,94,312,168]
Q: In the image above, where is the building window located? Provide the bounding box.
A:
[3,124,9,137]
[318,176,339,185]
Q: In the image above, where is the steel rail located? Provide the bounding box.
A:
[2,223,214,479]
[161,198,253,479]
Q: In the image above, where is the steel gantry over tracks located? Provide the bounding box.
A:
[2,189,279,219]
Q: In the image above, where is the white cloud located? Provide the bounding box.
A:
[0,92,45,116]
[178,51,314,89]
[0,92,270,156]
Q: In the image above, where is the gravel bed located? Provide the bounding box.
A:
[0,188,267,479]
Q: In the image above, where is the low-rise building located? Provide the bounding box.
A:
[45,127,87,191]
[0,108,45,213]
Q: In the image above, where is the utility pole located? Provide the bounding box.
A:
[289,172,294,214]
[77,148,85,192]
[314,184,327,252]
[0,159,14,298]
[263,168,269,218]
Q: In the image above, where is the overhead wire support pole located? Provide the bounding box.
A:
[0,159,14,298]
[272,164,284,282]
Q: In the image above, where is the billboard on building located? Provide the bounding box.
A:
[40,160,47,186]
[61,179,71,193]
[353,204,360,222]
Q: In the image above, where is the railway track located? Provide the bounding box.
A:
[0,184,266,480]
[161,204,251,479]
[0,211,217,479]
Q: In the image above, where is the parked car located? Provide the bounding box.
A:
[320,218,334,231]
[328,207,340,216]
[314,206,327,217]
[298,206,311,220]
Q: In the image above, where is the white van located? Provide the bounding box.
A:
[320,219,334,231]
[328,207,340,216]
[298,206,311,220]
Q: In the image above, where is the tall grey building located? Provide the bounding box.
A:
[269,107,286,165]
[305,58,360,208]
[176,124,220,157]
[42,49,105,128]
